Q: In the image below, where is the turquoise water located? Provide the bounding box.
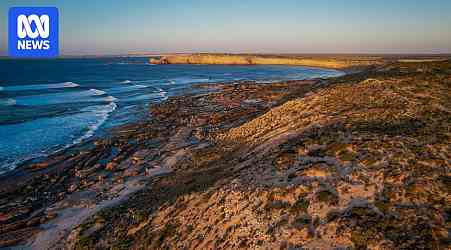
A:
[0,57,343,173]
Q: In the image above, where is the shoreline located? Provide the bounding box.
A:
[1,59,450,249]
[0,61,344,178]
[0,75,330,248]
[0,64,345,179]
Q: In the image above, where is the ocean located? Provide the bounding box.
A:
[0,57,343,173]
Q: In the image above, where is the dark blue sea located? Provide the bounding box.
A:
[0,57,343,173]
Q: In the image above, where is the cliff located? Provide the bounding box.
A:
[149,54,383,69]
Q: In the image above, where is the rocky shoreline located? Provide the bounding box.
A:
[0,77,321,248]
[1,60,450,249]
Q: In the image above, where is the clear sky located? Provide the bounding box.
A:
[1,0,451,55]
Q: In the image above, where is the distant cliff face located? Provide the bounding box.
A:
[149,54,383,69]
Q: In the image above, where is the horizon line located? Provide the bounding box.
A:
[1,52,451,59]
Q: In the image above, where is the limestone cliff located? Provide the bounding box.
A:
[149,54,383,69]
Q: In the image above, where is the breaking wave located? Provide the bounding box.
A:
[0,82,80,91]
[0,98,17,106]
[13,88,114,106]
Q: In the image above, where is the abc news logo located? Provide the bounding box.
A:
[17,14,50,49]
[8,7,59,57]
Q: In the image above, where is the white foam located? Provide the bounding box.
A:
[0,102,118,174]
[122,87,168,102]
[0,98,16,106]
[88,89,106,96]
[0,153,47,175]
[80,102,117,113]
[14,88,113,106]
[159,90,168,101]
[156,87,167,95]
[1,82,80,91]
[103,96,118,102]
[61,82,80,88]
[73,102,117,145]
[120,80,131,84]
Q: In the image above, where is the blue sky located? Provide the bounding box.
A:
[1,0,451,55]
